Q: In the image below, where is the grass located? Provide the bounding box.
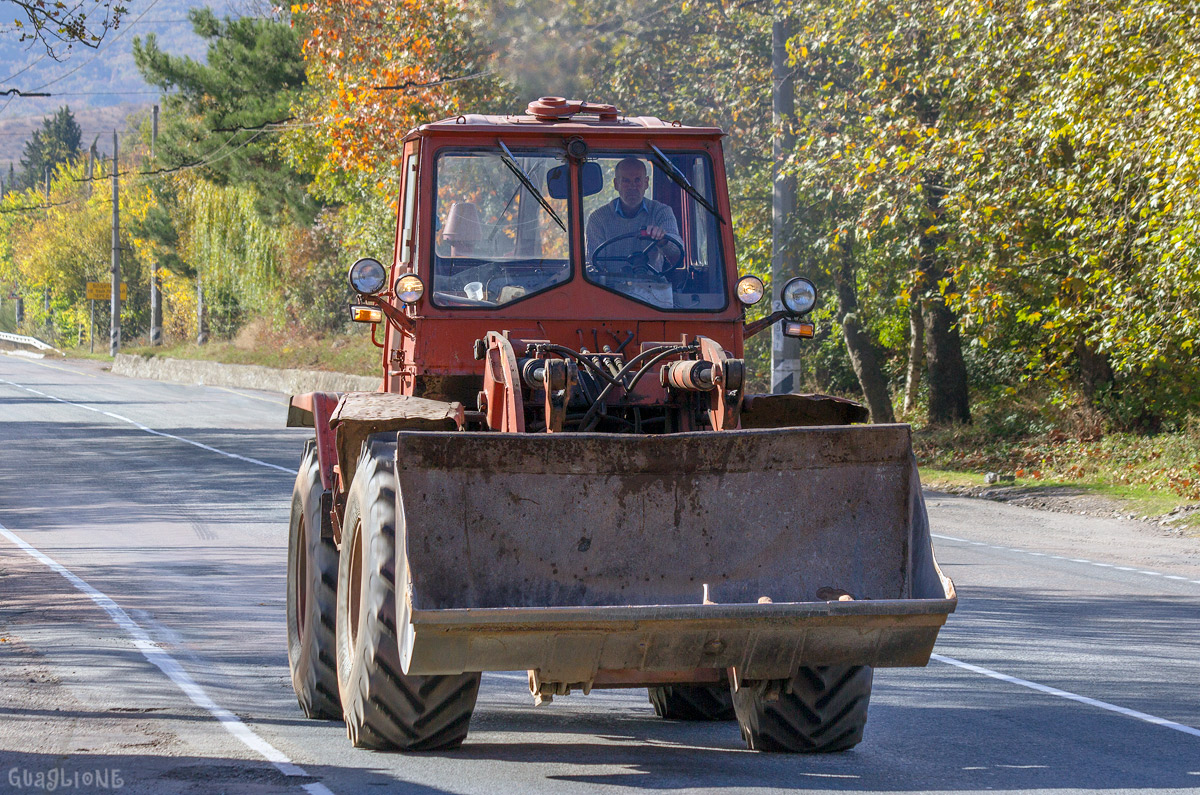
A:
[914,399,1200,520]
[920,467,1190,517]
[67,322,381,376]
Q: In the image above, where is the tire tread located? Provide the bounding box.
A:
[337,440,480,751]
[648,684,736,721]
[733,665,873,753]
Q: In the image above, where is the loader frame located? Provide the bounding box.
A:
[285,98,957,754]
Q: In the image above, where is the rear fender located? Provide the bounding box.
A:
[287,392,342,493]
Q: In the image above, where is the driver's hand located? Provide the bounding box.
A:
[643,225,666,243]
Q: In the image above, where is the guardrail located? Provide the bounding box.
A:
[0,331,65,356]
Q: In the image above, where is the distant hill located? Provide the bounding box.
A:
[0,0,257,174]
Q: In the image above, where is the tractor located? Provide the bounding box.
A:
[285,97,956,753]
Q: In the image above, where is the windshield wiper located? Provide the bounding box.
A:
[648,143,724,225]
[497,140,566,233]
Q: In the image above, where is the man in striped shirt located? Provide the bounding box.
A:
[586,157,682,274]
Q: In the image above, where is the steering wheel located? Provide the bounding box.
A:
[590,230,686,276]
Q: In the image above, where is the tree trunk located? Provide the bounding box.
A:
[1075,339,1113,403]
[837,241,895,424]
[919,178,970,424]
[903,293,924,413]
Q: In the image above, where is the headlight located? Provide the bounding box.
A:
[395,274,425,305]
[782,277,817,314]
[348,257,387,295]
[735,275,765,306]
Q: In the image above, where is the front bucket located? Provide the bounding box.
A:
[391,425,955,681]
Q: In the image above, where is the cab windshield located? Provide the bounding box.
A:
[431,146,726,311]
[583,151,726,311]
[432,148,570,307]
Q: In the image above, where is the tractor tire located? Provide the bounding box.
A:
[286,440,341,720]
[732,665,873,753]
[648,684,736,721]
[335,439,481,751]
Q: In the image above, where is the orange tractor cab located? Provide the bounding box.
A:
[285,98,956,753]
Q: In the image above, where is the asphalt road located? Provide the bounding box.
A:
[1,353,1198,795]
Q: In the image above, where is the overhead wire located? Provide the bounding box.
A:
[28,0,165,93]
[0,54,49,85]
[374,70,494,92]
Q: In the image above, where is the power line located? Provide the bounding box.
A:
[0,55,49,85]
[27,90,169,96]
[0,196,112,214]
[28,0,166,93]
[68,127,270,185]
[374,70,494,91]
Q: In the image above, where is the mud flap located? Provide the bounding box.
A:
[391,425,955,682]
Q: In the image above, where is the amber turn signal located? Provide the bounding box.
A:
[351,304,383,323]
[782,320,815,338]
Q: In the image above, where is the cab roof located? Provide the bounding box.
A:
[413,97,723,139]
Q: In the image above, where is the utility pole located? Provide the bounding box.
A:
[770,15,802,395]
[110,131,121,356]
[197,278,207,344]
[44,167,52,337]
[150,105,162,346]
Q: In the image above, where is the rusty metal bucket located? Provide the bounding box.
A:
[390,425,956,684]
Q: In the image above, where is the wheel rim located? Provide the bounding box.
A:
[347,517,364,650]
[294,517,308,637]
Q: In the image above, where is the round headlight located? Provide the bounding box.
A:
[782,277,817,315]
[735,275,765,306]
[348,257,387,295]
[395,274,425,305]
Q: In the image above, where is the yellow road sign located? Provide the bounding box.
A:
[86,282,127,301]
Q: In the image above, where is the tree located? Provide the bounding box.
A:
[288,0,508,194]
[133,8,315,222]
[4,0,128,56]
[17,106,81,190]
[940,0,1200,429]
[780,0,974,423]
[481,0,781,388]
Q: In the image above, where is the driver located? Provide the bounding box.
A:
[586,157,682,272]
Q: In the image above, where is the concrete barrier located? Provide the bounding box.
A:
[112,353,380,394]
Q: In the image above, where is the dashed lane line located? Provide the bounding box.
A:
[214,385,290,406]
[932,654,1200,740]
[0,377,293,474]
[932,532,1200,586]
[0,521,335,795]
[0,353,99,377]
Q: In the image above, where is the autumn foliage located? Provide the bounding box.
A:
[290,0,504,187]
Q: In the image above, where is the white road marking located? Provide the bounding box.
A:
[932,654,1200,740]
[0,354,98,376]
[0,377,293,474]
[0,521,335,795]
[932,532,1197,586]
[214,385,289,406]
